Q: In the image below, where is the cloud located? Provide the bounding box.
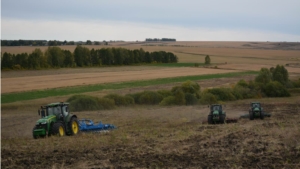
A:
[2,18,300,41]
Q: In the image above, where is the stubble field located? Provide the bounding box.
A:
[1,41,300,168]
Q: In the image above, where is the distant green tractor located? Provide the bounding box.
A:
[33,102,79,139]
[249,102,264,120]
[208,104,226,124]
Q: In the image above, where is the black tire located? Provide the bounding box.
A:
[249,111,254,120]
[52,123,65,137]
[219,115,226,124]
[32,126,38,139]
[208,115,213,124]
[260,111,264,120]
[68,117,80,136]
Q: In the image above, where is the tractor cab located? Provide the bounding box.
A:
[38,102,70,119]
[210,104,223,113]
[208,104,226,124]
[249,102,264,120]
[251,102,261,109]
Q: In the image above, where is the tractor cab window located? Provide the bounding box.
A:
[252,103,260,108]
[213,106,219,111]
[47,106,62,116]
[62,106,69,117]
[47,107,54,115]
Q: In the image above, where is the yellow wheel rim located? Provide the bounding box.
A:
[72,121,79,134]
[59,126,64,136]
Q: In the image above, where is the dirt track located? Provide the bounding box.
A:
[1,67,238,93]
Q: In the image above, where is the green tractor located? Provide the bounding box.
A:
[33,102,79,139]
[249,102,264,120]
[208,104,226,124]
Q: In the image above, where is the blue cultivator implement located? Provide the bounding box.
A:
[78,119,116,133]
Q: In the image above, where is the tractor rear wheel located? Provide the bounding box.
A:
[260,111,264,120]
[208,115,213,124]
[249,111,254,120]
[52,123,65,137]
[69,117,79,135]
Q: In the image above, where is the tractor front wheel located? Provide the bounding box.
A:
[69,117,80,135]
[32,126,38,139]
[52,123,65,137]
[208,115,213,124]
[249,111,254,120]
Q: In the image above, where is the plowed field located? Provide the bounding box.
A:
[2,103,300,168]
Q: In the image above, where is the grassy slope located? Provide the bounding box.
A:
[1,71,257,104]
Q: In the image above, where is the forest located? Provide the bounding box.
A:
[1,46,178,69]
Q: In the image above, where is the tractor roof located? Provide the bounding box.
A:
[46,102,69,107]
[251,102,261,104]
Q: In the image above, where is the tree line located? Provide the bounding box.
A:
[1,46,178,70]
[1,40,105,46]
[145,38,176,42]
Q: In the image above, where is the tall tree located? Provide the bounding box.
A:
[205,55,211,64]
[45,46,65,67]
[255,68,272,84]
[63,50,74,67]
[272,65,289,85]
[1,52,13,69]
[74,45,91,67]
[86,40,92,45]
[28,49,44,69]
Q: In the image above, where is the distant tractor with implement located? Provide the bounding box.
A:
[32,102,79,139]
[207,104,226,124]
[249,102,264,120]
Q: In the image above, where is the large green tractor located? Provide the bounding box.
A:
[249,102,264,120]
[207,104,226,124]
[32,102,79,139]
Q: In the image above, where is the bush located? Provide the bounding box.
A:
[292,78,300,88]
[199,92,218,104]
[67,95,116,111]
[272,65,289,85]
[207,88,236,101]
[126,92,144,104]
[12,64,22,70]
[138,91,163,105]
[236,79,249,88]
[97,98,116,109]
[205,55,211,64]
[255,68,272,84]
[173,88,186,105]
[178,80,200,94]
[263,81,290,97]
[104,94,134,106]
[157,90,173,98]
[159,96,177,106]
[185,93,198,105]
[232,85,252,99]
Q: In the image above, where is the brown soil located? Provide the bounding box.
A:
[2,103,300,168]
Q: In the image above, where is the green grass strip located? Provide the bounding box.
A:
[1,71,257,104]
[148,63,205,67]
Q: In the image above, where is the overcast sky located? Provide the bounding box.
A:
[1,0,300,41]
